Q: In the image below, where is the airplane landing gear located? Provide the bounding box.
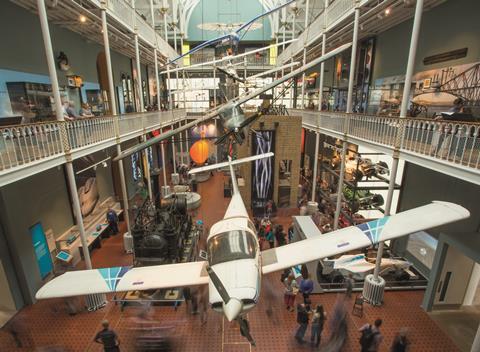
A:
[237,316,256,347]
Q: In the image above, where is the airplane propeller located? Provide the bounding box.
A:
[206,266,243,322]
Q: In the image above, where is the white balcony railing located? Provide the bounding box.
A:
[295,109,480,183]
[277,0,368,64]
[0,110,185,173]
[104,0,178,62]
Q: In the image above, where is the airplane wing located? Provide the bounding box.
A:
[167,34,231,65]
[261,201,469,274]
[36,261,209,299]
[236,0,295,33]
[189,152,274,174]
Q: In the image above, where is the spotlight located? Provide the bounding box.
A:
[384,8,391,15]
[79,15,87,23]
[102,161,107,168]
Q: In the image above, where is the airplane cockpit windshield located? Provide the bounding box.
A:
[208,230,256,266]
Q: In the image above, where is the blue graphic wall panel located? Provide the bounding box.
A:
[29,222,53,280]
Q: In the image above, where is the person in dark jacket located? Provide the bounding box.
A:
[94,320,120,352]
[311,305,326,348]
[106,209,119,235]
[391,328,409,352]
[295,303,309,344]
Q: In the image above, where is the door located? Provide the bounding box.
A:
[434,245,474,307]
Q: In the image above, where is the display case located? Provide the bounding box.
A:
[6,82,67,121]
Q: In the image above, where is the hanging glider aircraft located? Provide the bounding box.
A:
[113,42,353,162]
[37,153,469,344]
[167,0,296,65]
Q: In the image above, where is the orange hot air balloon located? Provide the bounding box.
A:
[190,139,210,165]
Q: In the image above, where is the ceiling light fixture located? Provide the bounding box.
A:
[385,8,391,15]
[79,15,87,23]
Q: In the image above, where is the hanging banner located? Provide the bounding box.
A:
[251,130,275,216]
[30,222,53,280]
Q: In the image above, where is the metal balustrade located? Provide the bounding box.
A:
[325,0,356,28]
[293,109,480,183]
[2,108,478,185]
[107,0,135,30]
[0,122,64,170]
[0,110,185,174]
[135,12,156,44]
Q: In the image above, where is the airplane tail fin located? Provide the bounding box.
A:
[228,156,239,195]
[189,152,274,196]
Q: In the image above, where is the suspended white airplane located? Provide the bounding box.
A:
[36,154,469,345]
[167,0,296,65]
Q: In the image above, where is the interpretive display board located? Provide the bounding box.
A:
[29,222,53,279]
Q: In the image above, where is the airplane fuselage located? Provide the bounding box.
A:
[206,216,261,320]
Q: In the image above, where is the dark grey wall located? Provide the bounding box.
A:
[393,162,480,261]
[0,167,73,304]
[0,1,142,87]
[372,0,480,81]
[0,214,24,309]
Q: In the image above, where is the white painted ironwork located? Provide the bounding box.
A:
[295,109,480,184]
[0,110,185,175]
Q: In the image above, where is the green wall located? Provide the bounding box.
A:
[0,2,145,93]
[0,168,73,305]
[372,0,480,81]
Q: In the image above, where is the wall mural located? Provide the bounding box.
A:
[251,130,275,216]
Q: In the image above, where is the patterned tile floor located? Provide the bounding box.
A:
[0,172,460,351]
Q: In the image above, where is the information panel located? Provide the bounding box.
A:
[29,222,53,279]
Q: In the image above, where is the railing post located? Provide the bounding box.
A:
[133,9,145,112]
[334,0,359,230]
[318,0,328,112]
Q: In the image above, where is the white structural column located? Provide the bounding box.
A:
[374,0,424,280]
[365,0,424,306]
[38,0,105,310]
[184,123,189,165]
[310,132,320,202]
[346,4,360,114]
[171,123,177,173]
[318,0,328,112]
[101,4,130,236]
[142,135,153,200]
[300,0,310,109]
[134,35,144,112]
[37,0,92,266]
[154,49,161,107]
[334,2,360,230]
[179,120,184,165]
[182,69,187,109]
[213,65,218,163]
[37,0,63,119]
